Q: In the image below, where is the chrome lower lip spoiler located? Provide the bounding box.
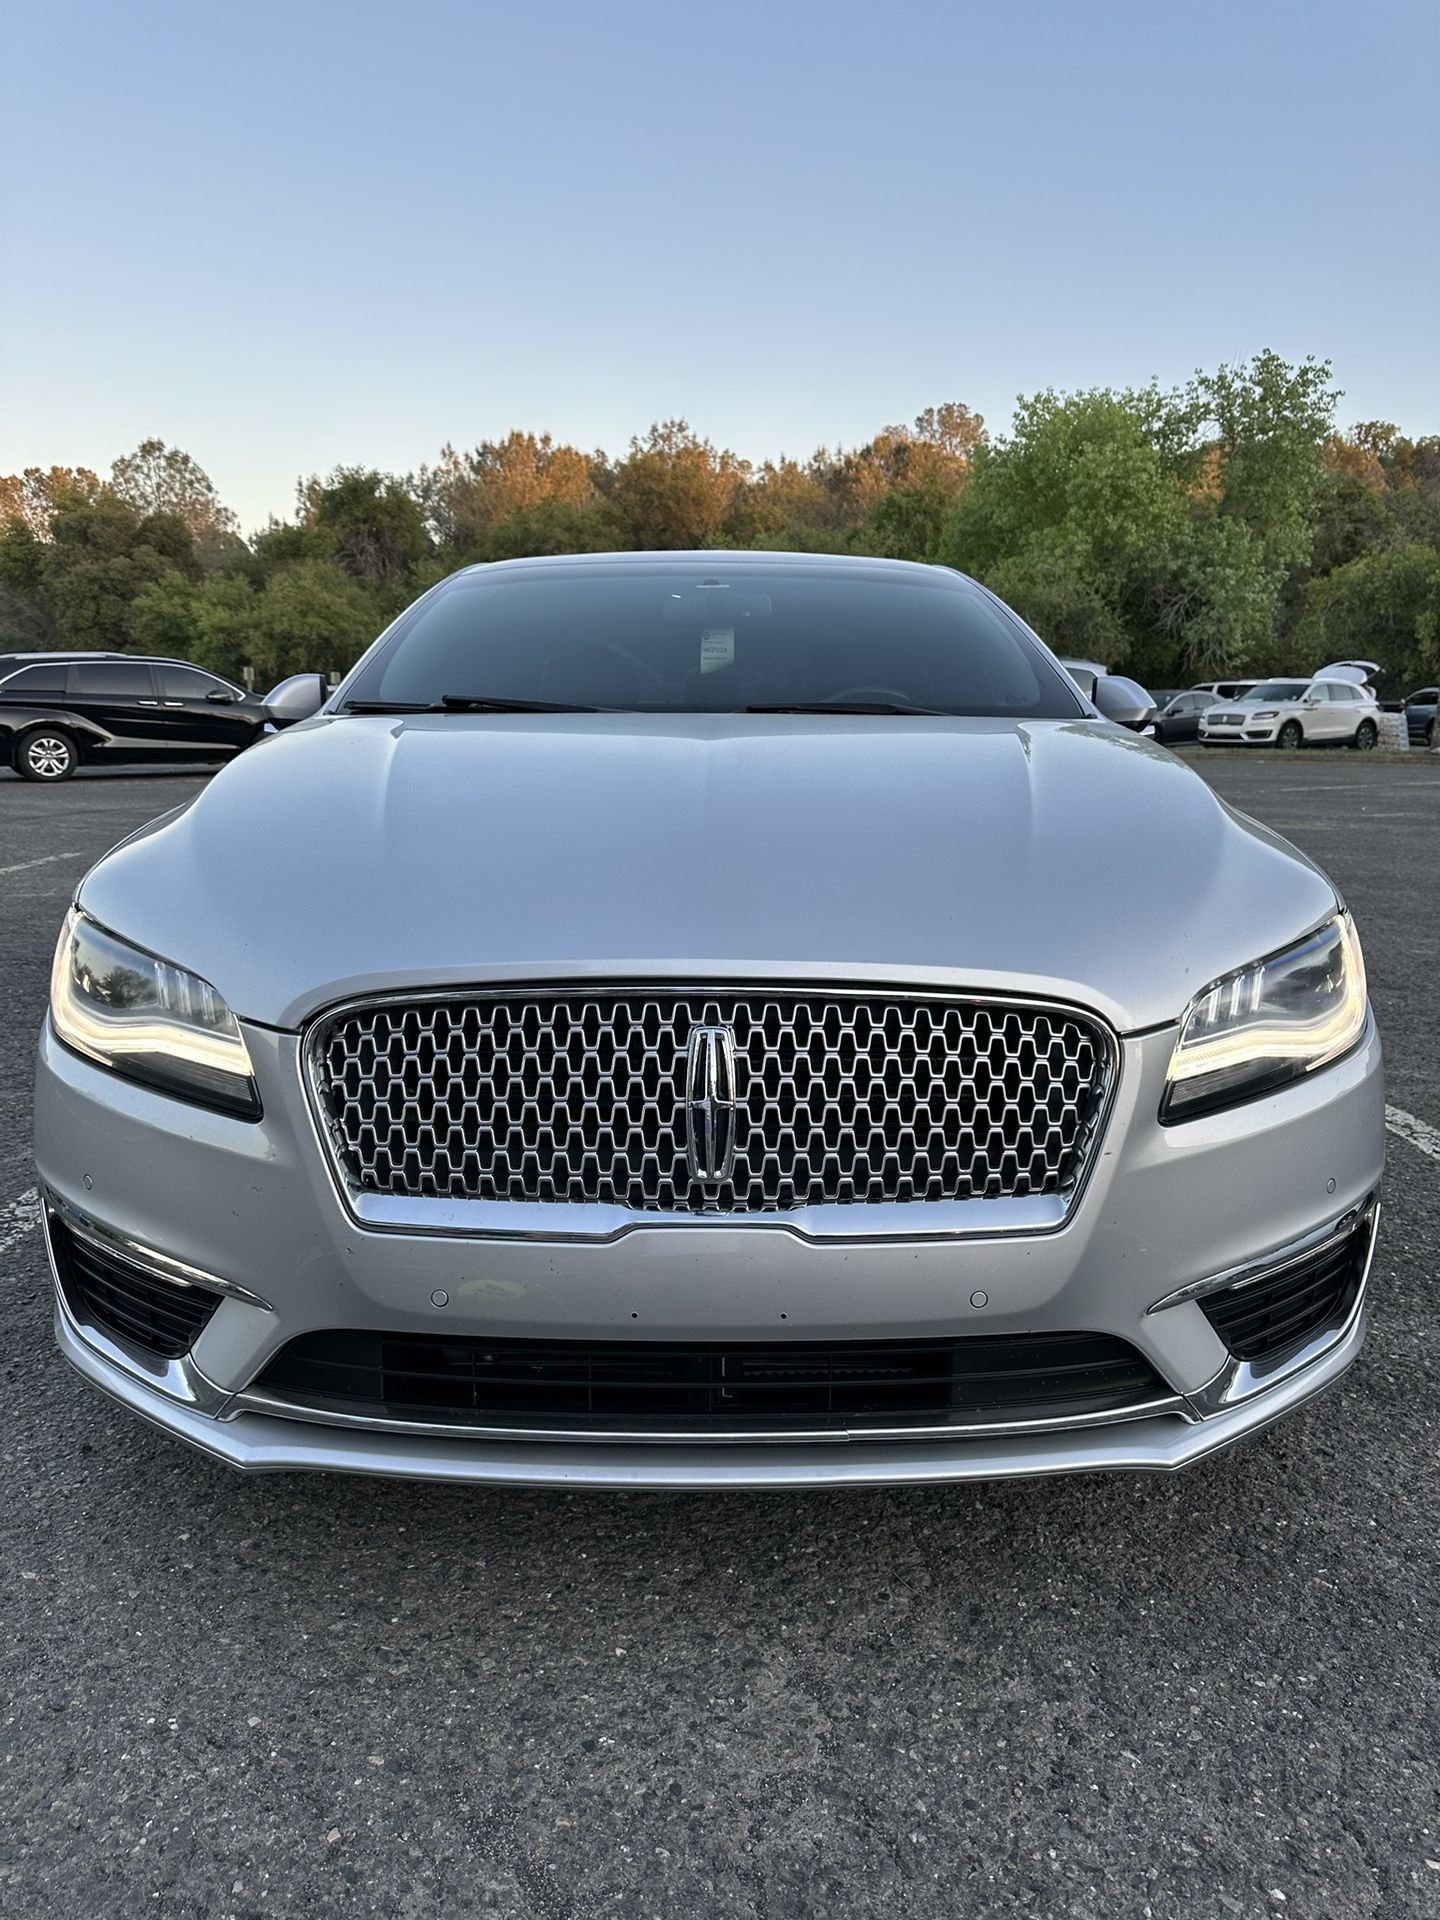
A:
[1146,1196,1376,1314]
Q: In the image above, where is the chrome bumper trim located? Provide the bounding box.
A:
[1147,1195,1376,1314]
[227,1382,1188,1448]
[44,1188,274,1311]
[340,1189,1075,1244]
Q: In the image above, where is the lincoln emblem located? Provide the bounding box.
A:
[684,1023,739,1185]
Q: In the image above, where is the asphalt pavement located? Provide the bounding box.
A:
[2,754,1438,1920]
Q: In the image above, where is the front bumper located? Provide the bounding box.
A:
[35,1012,1386,1487]
[1200,725,1281,746]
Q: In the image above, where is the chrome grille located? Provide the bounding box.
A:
[310,991,1111,1215]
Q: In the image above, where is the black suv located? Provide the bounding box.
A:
[0,652,269,782]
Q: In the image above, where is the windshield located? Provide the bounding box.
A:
[340,563,1087,719]
[1243,682,1310,702]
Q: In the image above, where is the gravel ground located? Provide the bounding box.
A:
[1,753,1437,1920]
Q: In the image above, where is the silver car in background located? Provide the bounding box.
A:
[34,553,1384,1488]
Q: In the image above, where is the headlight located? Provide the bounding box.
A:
[1250,709,1278,721]
[49,909,261,1119]
[1161,914,1367,1122]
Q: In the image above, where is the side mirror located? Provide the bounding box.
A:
[1092,674,1156,731]
[264,672,328,728]
[205,689,235,704]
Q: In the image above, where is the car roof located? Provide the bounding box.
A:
[0,653,230,669]
[453,549,978,582]
[0,653,241,678]
[0,649,128,663]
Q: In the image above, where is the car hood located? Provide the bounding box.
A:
[77,714,1339,1033]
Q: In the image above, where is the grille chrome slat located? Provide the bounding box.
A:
[310,988,1113,1217]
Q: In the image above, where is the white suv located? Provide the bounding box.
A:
[1200,675,1380,751]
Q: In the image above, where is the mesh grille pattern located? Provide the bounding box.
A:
[312,991,1110,1214]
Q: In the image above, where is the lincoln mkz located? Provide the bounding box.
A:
[34,553,1384,1487]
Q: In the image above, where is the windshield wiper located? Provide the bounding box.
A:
[343,700,438,714]
[439,694,601,713]
[744,701,951,717]
[343,695,601,715]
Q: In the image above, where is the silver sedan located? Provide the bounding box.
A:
[34,553,1384,1487]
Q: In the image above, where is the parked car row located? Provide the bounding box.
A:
[4,643,1432,786]
[1146,662,1433,752]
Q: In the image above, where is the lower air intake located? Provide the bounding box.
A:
[1200,1214,1372,1364]
[52,1219,219,1360]
[254,1328,1168,1437]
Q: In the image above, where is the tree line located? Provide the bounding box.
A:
[2,352,1437,694]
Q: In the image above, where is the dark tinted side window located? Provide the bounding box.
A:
[70,663,155,697]
[158,665,228,699]
[0,664,66,694]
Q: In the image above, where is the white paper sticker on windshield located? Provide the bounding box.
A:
[700,628,734,675]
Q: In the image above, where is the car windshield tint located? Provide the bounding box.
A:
[1244,683,1310,702]
[343,565,1086,719]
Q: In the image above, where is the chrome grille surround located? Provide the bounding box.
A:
[305,986,1117,1233]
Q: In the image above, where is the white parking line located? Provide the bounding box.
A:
[0,851,88,877]
[0,1187,42,1257]
[1386,1106,1440,1163]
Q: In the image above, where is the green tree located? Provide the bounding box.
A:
[129,571,263,679]
[483,496,621,561]
[0,518,47,608]
[33,494,198,648]
[298,468,432,589]
[864,476,955,563]
[251,561,379,684]
[941,386,1192,664]
[1187,352,1339,578]
[1293,542,1440,688]
[0,520,51,645]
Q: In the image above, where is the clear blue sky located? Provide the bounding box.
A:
[5,0,1437,533]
